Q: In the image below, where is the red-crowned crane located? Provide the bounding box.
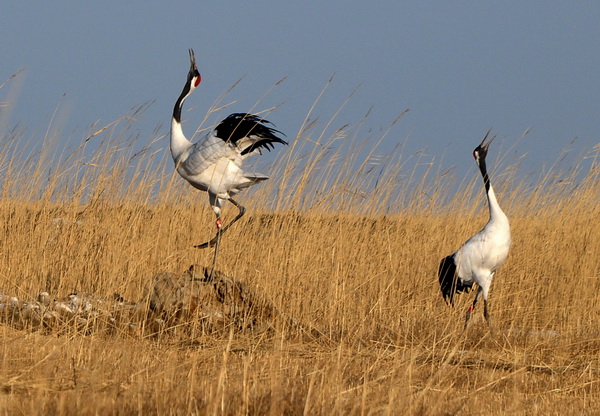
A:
[171,49,287,277]
[438,131,511,330]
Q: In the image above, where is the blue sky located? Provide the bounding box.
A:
[1,2,599,190]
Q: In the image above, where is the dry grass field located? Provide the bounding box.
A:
[0,99,599,415]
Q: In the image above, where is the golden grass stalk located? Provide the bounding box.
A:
[0,73,599,414]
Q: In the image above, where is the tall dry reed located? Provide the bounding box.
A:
[0,73,599,414]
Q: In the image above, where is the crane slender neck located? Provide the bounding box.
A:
[478,157,507,222]
[173,85,191,124]
[478,158,491,193]
[170,82,194,163]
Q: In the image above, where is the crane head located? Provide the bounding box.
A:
[187,49,202,89]
[473,129,496,165]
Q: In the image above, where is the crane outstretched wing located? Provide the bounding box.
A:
[215,113,287,156]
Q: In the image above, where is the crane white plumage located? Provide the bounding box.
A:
[170,49,287,275]
[438,131,511,330]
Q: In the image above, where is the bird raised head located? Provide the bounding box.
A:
[187,48,201,89]
[473,129,496,165]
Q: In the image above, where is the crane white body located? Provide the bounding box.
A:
[451,186,511,302]
[171,123,269,217]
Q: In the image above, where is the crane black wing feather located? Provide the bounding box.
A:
[215,113,287,155]
[438,255,473,306]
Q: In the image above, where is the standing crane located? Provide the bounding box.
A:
[171,49,287,276]
[438,131,511,330]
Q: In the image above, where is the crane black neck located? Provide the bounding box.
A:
[173,81,192,124]
[478,158,491,193]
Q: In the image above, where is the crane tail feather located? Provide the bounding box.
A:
[438,255,472,306]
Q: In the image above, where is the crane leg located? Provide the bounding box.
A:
[207,219,222,281]
[194,198,246,249]
[464,288,483,330]
[483,299,494,335]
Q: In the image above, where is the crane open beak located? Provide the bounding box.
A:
[188,49,198,72]
[479,129,497,152]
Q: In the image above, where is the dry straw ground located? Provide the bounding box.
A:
[0,91,599,414]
